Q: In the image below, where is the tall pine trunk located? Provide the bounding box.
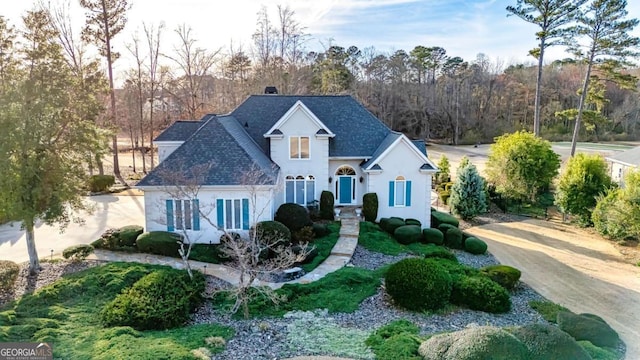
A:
[570,51,596,157]
[533,39,545,136]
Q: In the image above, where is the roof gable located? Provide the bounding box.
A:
[231,95,391,157]
[154,118,209,142]
[363,132,436,172]
[607,146,640,167]
[264,100,334,138]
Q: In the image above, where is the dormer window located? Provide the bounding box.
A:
[290,136,310,159]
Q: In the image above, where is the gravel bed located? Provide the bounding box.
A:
[0,260,100,307]
[195,246,548,360]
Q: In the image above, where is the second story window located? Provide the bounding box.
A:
[290,136,310,159]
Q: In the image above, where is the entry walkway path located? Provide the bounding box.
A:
[87,212,360,290]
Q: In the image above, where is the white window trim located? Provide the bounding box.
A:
[289,136,310,160]
[285,175,316,205]
[221,198,246,231]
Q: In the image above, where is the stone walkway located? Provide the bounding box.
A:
[87,213,360,290]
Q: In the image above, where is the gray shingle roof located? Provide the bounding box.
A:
[607,146,640,166]
[231,95,391,157]
[154,118,210,141]
[362,132,402,169]
[412,140,427,155]
[138,116,278,187]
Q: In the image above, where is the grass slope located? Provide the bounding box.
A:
[301,222,341,272]
[0,262,233,359]
[359,221,452,257]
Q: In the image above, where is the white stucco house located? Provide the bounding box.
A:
[606,146,640,187]
[137,94,438,243]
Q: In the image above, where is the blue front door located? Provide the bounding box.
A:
[339,176,352,204]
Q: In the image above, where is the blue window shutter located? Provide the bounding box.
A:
[192,199,200,231]
[406,181,412,206]
[166,200,174,231]
[389,181,395,207]
[216,199,224,229]
[242,199,250,230]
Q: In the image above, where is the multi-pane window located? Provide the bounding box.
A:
[388,176,412,207]
[166,199,200,231]
[216,198,249,231]
[395,176,406,206]
[285,175,315,205]
[290,136,310,159]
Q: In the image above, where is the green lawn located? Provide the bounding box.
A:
[0,262,233,359]
[358,221,453,257]
[301,222,341,272]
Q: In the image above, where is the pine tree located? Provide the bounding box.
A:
[436,155,451,184]
[449,164,488,220]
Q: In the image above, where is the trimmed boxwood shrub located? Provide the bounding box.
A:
[393,225,423,245]
[275,203,313,233]
[255,221,291,246]
[136,231,184,257]
[464,237,487,255]
[381,218,405,234]
[422,228,444,245]
[379,218,390,232]
[437,223,457,237]
[88,174,115,192]
[452,275,511,313]
[444,227,464,249]
[385,258,452,311]
[319,190,335,220]
[118,225,144,247]
[62,244,94,261]
[0,260,20,291]
[508,323,591,360]
[362,193,379,222]
[404,218,421,227]
[557,311,620,348]
[419,326,529,360]
[100,268,204,330]
[480,265,521,290]
[578,340,619,360]
[431,210,459,228]
[312,223,330,238]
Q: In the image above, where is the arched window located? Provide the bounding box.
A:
[285,174,316,205]
[336,166,356,175]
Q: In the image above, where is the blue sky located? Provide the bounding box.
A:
[4,0,640,77]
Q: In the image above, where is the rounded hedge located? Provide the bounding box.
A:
[464,237,487,255]
[509,323,591,360]
[382,218,405,234]
[274,203,312,232]
[404,218,421,227]
[379,218,390,232]
[557,311,620,348]
[385,258,452,312]
[419,326,529,360]
[117,225,144,247]
[255,221,291,246]
[480,265,521,290]
[0,260,20,291]
[62,244,94,261]
[394,225,423,245]
[437,223,457,236]
[422,228,444,245]
[453,275,511,313]
[100,269,204,330]
[444,228,464,249]
[136,231,184,257]
[312,223,331,238]
[319,190,335,220]
[431,210,459,228]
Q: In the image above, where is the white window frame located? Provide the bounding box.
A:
[221,198,246,231]
[285,175,316,205]
[289,136,310,159]
[394,176,406,207]
[172,199,199,231]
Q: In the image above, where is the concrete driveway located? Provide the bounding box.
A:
[0,194,145,263]
[466,219,640,359]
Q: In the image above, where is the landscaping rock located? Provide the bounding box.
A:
[508,323,591,360]
[557,311,620,348]
[419,326,529,360]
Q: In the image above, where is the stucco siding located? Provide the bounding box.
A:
[143,188,273,244]
[371,140,432,228]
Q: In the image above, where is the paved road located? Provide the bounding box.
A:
[0,194,145,263]
[466,219,640,359]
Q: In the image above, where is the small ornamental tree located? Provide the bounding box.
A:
[449,164,488,220]
[436,155,451,184]
[555,153,612,225]
[486,131,560,202]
